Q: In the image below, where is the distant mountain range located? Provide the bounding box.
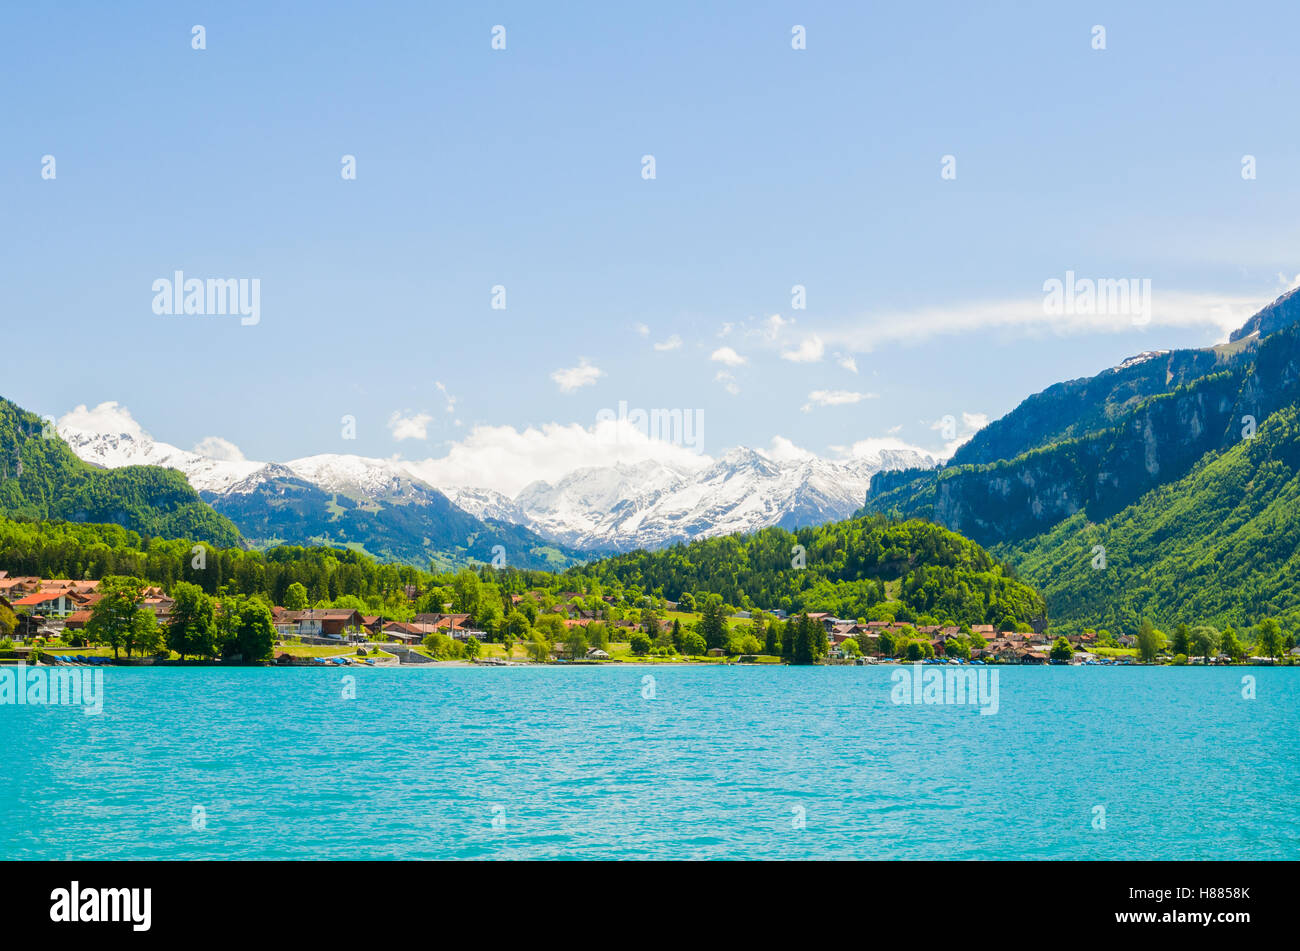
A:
[56,425,580,570]
[57,412,935,563]
[446,446,935,551]
[864,285,1300,633]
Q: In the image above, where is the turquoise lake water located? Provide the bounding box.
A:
[1,664,1296,860]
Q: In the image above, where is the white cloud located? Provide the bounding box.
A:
[761,314,789,340]
[710,346,747,367]
[551,359,604,393]
[403,419,711,496]
[835,352,858,373]
[654,334,683,352]
[801,389,876,412]
[813,290,1269,353]
[760,436,817,463]
[714,370,741,395]
[781,334,825,363]
[388,411,434,441]
[193,436,246,461]
[435,381,458,414]
[57,401,147,441]
[633,322,650,337]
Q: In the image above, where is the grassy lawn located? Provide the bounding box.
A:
[1089,646,1139,658]
[274,642,374,658]
[29,644,114,656]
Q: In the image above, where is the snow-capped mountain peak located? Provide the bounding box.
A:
[57,415,265,494]
[57,402,938,556]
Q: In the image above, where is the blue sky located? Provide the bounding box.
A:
[6,1,1300,490]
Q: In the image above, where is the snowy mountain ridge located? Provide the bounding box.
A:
[58,413,935,554]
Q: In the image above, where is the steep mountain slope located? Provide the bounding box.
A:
[1229,284,1300,343]
[867,293,1300,547]
[997,404,1300,635]
[859,285,1300,634]
[865,295,1299,524]
[0,397,241,546]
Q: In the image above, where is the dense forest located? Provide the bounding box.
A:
[567,516,1047,629]
[0,516,422,606]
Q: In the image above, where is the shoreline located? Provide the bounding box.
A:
[3,656,1292,670]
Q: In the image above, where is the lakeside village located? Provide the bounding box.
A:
[1,570,1297,670]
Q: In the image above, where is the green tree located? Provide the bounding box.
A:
[464,636,481,660]
[85,577,145,660]
[1050,636,1073,662]
[1136,618,1160,663]
[284,582,309,611]
[451,569,482,616]
[1189,626,1220,664]
[1257,617,1283,661]
[629,631,651,655]
[423,632,454,658]
[1171,623,1191,657]
[763,620,780,656]
[532,612,566,640]
[235,600,276,662]
[526,632,552,663]
[641,607,661,639]
[563,625,589,660]
[130,608,164,657]
[699,595,728,650]
[501,610,531,642]
[168,581,215,661]
[1219,625,1243,663]
[681,631,706,656]
[792,612,822,665]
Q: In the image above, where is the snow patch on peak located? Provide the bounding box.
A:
[1112,350,1170,372]
[56,408,264,494]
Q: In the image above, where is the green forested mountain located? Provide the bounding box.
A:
[998,405,1300,635]
[0,398,241,547]
[573,516,1046,629]
[863,286,1300,635]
